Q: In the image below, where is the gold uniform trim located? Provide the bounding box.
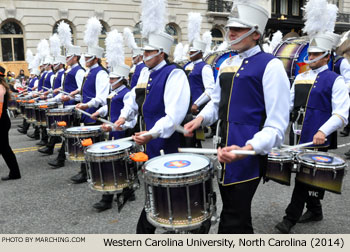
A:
[222,176,260,187]
[136,82,148,89]
[220,66,239,74]
[294,79,315,85]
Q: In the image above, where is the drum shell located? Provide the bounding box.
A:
[296,153,346,194]
[143,154,215,230]
[266,156,293,186]
[204,50,237,81]
[24,103,36,123]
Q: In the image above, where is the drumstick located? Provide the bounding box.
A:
[116,132,160,142]
[75,108,116,128]
[281,140,326,151]
[174,124,189,135]
[178,148,256,155]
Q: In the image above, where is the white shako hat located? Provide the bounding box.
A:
[308,33,335,53]
[66,45,81,57]
[190,39,207,52]
[143,31,174,55]
[30,68,40,76]
[132,47,143,57]
[43,55,54,65]
[109,64,130,79]
[226,1,269,35]
[54,55,66,65]
[85,45,104,59]
[327,32,341,50]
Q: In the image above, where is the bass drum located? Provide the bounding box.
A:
[204,50,237,81]
[273,37,333,83]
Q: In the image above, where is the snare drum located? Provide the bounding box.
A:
[8,97,17,111]
[24,102,36,123]
[37,102,59,126]
[143,153,215,231]
[296,152,347,194]
[204,50,236,80]
[64,126,103,162]
[46,106,76,136]
[266,151,293,186]
[85,140,137,192]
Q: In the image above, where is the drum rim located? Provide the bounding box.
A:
[64,125,101,134]
[297,151,346,169]
[85,140,134,157]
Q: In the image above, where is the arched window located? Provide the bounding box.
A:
[98,20,110,50]
[165,23,180,44]
[52,19,76,44]
[0,20,25,61]
[133,22,143,47]
[211,27,224,47]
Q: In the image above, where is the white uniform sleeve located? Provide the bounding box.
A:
[86,70,110,108]
[96,104,108,117]
[75,69,85,90]
[290,82,295,112]
[246,58,290,154]
[50,74,55,89]
[148,68,191,138]
[194,64,216,107]
[197,74,220,126]
[339,58,350,92]
[319,76,350,136]
[119,87,139,122]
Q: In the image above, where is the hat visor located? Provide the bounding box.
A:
[109,73,122,78]
[84,53,95,58]
[308,47,327,53]
[225,20,250,29]
[142,45,159,51]
[189,47,200,52]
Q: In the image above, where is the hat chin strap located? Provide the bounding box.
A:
[143,50,162,63]
[304,51,329,64]
[66,55,74,64]
[110,77,123,90]
[86,56,96,64]
[226,26,258,46]
[189,50,202,60]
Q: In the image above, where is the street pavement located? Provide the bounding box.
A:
[1,117,350,234]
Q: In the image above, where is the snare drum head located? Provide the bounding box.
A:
[65,125,101,134]
[86,140,133,155]
[47,107,73,113]
[297,152,345,167]
[145,153,210,175]
[268,151,292,159]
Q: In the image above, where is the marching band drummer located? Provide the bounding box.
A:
[47,45,86,169]
[114,31,191,233]
[71,17,110,184]
[90,63,136,212]
[129,48,146,89]
[275,35,350,234]
[184,1,290,234]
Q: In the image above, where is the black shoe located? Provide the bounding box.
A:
[17,128,27,134]
[92,201,112,212]
[1,175,21,181]
[70,173,87,184]
[27,132,40,140]
[129,193,136,201]
[17,124,24,129]
[275,219,294,234]
[48,159,65,168]
[36,140,48,146]
[38,146,54,155]
[298,211,323,223]
[345,150,350,156]
[340,128,350,136]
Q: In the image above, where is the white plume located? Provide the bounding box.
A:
[173,42,184,63]
[84,17,102,47]
[79,54,86,69]
[326,3,338,33]
[269,30,283,53]
[37,39,50,60]
[216,41,228,51]
[187,12,202,44]
[123,27,138,50]
[141,0,167,37]
[29,54,41,70]
[57,21,72,48]
[26,49,33,64]
[202,31,212,56]
[182,44,189,60]
[105,29,124,69]
[49,33,61,57]
[302,0,329,37]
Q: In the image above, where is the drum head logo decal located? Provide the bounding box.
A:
[101,144,119,150]
[78,127,89,131]
[164,160,191,168]
[269,152,280,156]
[311,155,332,163]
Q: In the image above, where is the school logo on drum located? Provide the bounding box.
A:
[100,144,120,150]
[311,155,332,163]
[164,160,191,168]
